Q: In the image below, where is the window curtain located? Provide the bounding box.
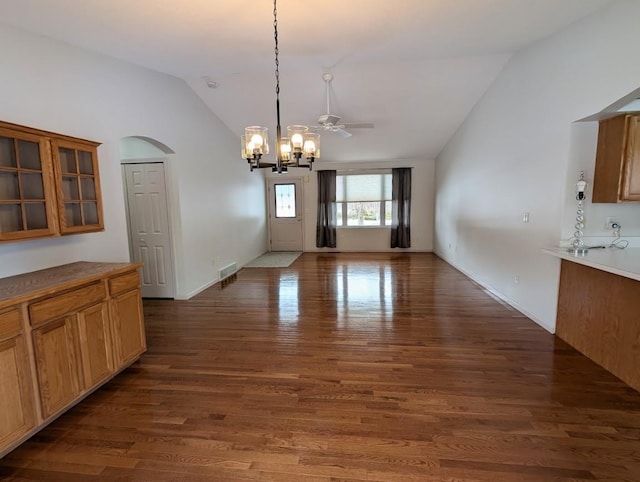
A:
[391,167,411,248]
[316,170,337,248]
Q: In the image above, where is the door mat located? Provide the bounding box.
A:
[244,252,302,268]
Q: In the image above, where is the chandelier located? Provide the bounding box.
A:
[241,0,320,174]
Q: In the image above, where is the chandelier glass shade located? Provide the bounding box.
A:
[241,0,319,173]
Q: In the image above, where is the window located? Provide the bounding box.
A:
[274,183,296,218]
[336,172,392,226]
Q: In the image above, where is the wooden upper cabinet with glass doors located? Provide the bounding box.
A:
[0,121,103,242]
[0,125,58,241]
[51,138,103,234]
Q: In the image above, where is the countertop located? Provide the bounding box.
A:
[0,261,142,307]
[543,246,640,282]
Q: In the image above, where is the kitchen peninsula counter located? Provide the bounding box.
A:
[543,246,640,281]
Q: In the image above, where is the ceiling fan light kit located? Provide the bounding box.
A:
[318,114,341,126]
[241,0,318,173]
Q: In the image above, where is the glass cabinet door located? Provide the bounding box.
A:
[0,127,58,241]
[52,139,103,234]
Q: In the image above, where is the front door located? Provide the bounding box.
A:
[123,162,175,298]
[268,178,303,251]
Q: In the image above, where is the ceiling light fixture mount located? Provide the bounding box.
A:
[241,0,319,174]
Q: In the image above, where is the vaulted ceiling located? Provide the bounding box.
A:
[0,0,612,162]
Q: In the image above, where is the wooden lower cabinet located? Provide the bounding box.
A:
[33,301,114,419]
[0,262,145,457]
[111,289,145,368]
[0,330,36,450]
[32,317,82,419]
[77,302,113,389]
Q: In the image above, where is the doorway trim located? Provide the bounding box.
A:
[121,157,178,298]
[267,176,305,252]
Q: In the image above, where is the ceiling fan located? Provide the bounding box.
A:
[312,73,374,138]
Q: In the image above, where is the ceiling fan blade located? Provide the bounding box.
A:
[343,123,374,129]
[335,128,352,138]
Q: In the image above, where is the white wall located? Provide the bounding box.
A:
[435,0,640,332]
[265,159,434,252]
[0,24,267,298]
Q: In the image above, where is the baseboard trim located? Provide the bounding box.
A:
[178,279,218,300]
[436,253,555,334]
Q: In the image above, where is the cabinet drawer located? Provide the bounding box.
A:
[0,309,21,341]
[29,283,106,327]
[109,271,140,296]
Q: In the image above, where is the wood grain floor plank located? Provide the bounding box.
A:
[1,253,639,481]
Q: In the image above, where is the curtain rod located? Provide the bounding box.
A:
[324,167,413,173]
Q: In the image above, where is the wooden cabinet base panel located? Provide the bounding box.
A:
[556,259,640,391]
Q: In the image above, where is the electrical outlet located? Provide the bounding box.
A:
[514,275,520,284]
[523,212,530,223]
[605,216,617,229]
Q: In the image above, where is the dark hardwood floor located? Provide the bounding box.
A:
[1,253,639,481]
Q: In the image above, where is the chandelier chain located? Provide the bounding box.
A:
[273,0,279,99]
[273,0,282,166]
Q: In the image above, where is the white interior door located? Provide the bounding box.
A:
[123,162,175,298]
[268,178,303,251]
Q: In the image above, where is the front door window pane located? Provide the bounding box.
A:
[275,184,296,218]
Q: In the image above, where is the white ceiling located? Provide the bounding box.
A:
[0,0,613,162]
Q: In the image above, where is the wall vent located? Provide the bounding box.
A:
[219,262,237,280]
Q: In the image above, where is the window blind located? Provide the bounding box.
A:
[336,174,392,202]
